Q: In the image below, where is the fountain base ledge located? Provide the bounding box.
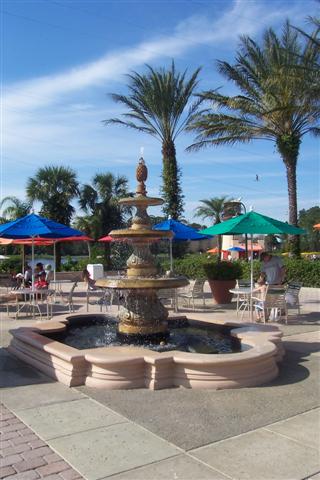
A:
[8,316,284,390]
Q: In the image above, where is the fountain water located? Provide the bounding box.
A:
[8,157,284,390]
[95,157,189,339]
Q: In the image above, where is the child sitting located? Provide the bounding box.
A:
[254,273,267,321]
[34,271,49,290]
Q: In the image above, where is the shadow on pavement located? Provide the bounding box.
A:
[0,347,54,388]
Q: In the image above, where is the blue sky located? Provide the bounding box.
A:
[2,0,319,225]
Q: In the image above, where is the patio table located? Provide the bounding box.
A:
[229,287,256,320]
[9,288,54,320]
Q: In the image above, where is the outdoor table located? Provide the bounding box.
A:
[9,288,54,320]
[50,279,72,302]
[50,279,72,290]
[229,287,256,320]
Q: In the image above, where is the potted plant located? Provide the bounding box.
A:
[203,261,242,304]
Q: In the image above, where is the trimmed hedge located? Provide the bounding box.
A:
[160,253,320,288]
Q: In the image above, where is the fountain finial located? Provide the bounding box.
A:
[136,157,148,196]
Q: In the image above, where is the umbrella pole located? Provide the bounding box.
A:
[53,241,56,283]
[169,238,173,273]
[32,236,35,288]
[250,233,254,322]
[21,245,25,274]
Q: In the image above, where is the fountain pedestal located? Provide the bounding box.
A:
[96,158,189,337]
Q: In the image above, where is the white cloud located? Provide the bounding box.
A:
[2,0,317,220]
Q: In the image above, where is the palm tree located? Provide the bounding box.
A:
[0,196,32,220]
[26,166,79,268]
[79,173,130,267]
[188,22,319,255]
[195,196,229,260]
[104,62,202,219]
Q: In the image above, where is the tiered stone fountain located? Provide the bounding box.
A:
[95,158,188,339]
[8,157,284,390]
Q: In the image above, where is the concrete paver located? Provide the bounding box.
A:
[103,454,231,480]
[48,423,181,480]
[283,330,320,356]
[265,407,320,450]
[0,404,83,480]
[1,285,319,480]
[191,428,320,480]
[13,399,127,440]
[1,381,85,411]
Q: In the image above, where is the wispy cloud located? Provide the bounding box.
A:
[2,0,317,220]
[4,0,300,111]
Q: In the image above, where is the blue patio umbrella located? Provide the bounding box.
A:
[0,213,85,285]
[153,219,211,271]
[227,246,245,252]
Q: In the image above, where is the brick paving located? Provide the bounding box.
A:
[0,404,83,480]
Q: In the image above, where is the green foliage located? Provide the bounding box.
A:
[299,206,320,252]
[238,260,261,281]
[203,260,242,280]
[105,61,202,218]
[188,21,319,255]
[0,256,22,273]
[26,166,79,225]
[283,257,320,287]
[161,253,213,279]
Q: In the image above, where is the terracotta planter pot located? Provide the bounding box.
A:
[208,279,236,304]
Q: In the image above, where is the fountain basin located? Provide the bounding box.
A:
[8,315,284,390]
[96,276,189,289]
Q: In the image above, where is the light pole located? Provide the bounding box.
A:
[222,200,248,261]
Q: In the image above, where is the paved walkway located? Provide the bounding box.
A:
[1,285,319,479]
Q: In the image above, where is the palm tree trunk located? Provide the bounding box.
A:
[284,160,300,256]
[161,140,183,220]
[277,137,300,256]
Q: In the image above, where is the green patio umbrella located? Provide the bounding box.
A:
[201,211,306,320]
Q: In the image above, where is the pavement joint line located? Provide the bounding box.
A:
[302,471,320,480]
[93,454,183,480]
[262,427,320,452]
[188,406,320,454]
[182,451,235,480]
[71,390,188,454]
[1,394,87,414]
[36,420,130,441]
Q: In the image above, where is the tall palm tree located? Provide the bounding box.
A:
[79,173,130,267]
[26,166,79,268]
[195,196,229,260]
[188,22,319,255]
[0,196,32,220]
[104,62,202,219]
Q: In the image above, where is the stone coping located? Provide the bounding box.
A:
[8,314,284,390]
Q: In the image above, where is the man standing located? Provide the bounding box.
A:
[260,252,286,285]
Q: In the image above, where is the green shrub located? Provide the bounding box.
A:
[238,257,320,287]
[238,260,261,281]
[160,253,216,279]
[203,260,242,280]
[0,256,22,273]
[283,257,320,287]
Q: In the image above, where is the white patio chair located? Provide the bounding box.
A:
[252,287,287,323]
[177,279,206,310]
[285,282,302,315]
[86,285,110,312]
[158,288,178,312]
[58,281,78,313]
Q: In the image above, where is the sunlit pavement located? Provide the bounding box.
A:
[1,283,319,479]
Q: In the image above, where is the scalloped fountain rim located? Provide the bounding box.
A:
[8,315,284,390]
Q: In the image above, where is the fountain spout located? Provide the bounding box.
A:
[95,157,189,339]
